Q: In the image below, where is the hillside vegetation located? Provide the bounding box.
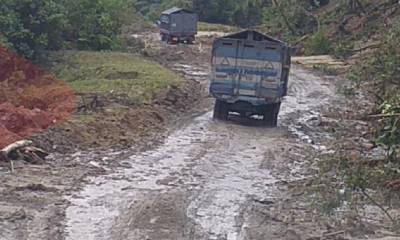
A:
[307,1,400,166]
[0,0,143,60]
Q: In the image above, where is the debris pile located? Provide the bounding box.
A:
[0,140,48,164]
[0,45,76,149]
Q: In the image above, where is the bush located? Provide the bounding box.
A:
[304,30,333,55]
[350,24,400,159]
[64,0,134,51]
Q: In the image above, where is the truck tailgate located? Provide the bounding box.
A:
[211,39,286,99]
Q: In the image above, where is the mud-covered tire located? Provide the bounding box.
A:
[262,106,273,127]
[213,100,229,121]
[262,103,281,127]
[187,36,195,44]
[161,34,167,42]
[271,103,281,127]
[166,35,173,44]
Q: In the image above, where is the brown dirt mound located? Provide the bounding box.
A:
[0,46,76,149]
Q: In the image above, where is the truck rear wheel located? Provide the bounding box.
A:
[166,35,171,44]
[187,36,195,44]
[262,103,281,127]
[161,34,167,42]
[272,103,281,127]
[213,100,229,121]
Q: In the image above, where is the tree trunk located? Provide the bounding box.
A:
[350,0,367,14]
[271,0,296,34]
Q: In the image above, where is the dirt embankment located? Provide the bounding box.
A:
[31,30,216,153]
[30,47,205,153]
[33,80,202,153]
[0,46,76,150]
[0,42,204,154]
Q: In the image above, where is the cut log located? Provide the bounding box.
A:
[292,55,348,69]
[1,140,33,157]
[368,113,400,118]
[0,140,48,163]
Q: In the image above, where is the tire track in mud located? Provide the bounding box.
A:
[63,53,338,239]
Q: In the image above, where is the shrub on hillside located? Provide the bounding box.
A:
[348,24,400,160]
[364,25,400,160]
[0,0,136,59]
[304,30,333,55]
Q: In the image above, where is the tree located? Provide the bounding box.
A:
[0,0,66,59]
[0,0,137,59]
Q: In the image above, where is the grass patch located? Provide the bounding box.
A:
[198,22,240,33]
[49,51,181,103]
[312,64,339,76]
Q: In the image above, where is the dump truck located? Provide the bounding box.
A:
[209,30,291,127]
[156,7,198,44]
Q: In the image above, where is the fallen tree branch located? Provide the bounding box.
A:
[350,43,381,53]
[387,179,400,190]
[0,140,48,164]
[352,0,367,14]
[1,140,33,158]
[323,230,345,237]
[368,113,400,118]
[361,189,397,226]
[294,35,310,46]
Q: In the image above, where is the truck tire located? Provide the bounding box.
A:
[262,103,281,127]
[166,35,172,44]
[187,36,195,44]
[213,100,221,119]
[262,106,273,127]
[220,101,229,121]
[161,34,167,42]
[271,103,281,127]
[213,100,229,121]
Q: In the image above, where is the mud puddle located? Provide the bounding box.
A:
[64,64,339,239]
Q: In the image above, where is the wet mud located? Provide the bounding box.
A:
[1,30,397,240]
[62,61,339,239]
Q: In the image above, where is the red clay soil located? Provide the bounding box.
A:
[0,46,76,149]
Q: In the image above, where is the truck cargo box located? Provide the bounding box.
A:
[157,7,198,43]
[210,30,292,126]
[210,30,291,103]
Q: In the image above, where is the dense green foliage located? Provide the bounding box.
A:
[62,0,133,51]
[0,0,136,59]
[355,24,400,159]
[192,0,268,27]
[309,1,400,222]
[0,0,67,59]
[0,0,330,59]
[132,0,325,28]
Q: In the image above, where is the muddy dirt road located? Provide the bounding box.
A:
[0,31,347,240]
[64,54,336,240]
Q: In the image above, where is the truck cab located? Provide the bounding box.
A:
[209,30,291,126]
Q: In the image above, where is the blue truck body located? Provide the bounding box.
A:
[210,30,291,126]
[157,7,198,44]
